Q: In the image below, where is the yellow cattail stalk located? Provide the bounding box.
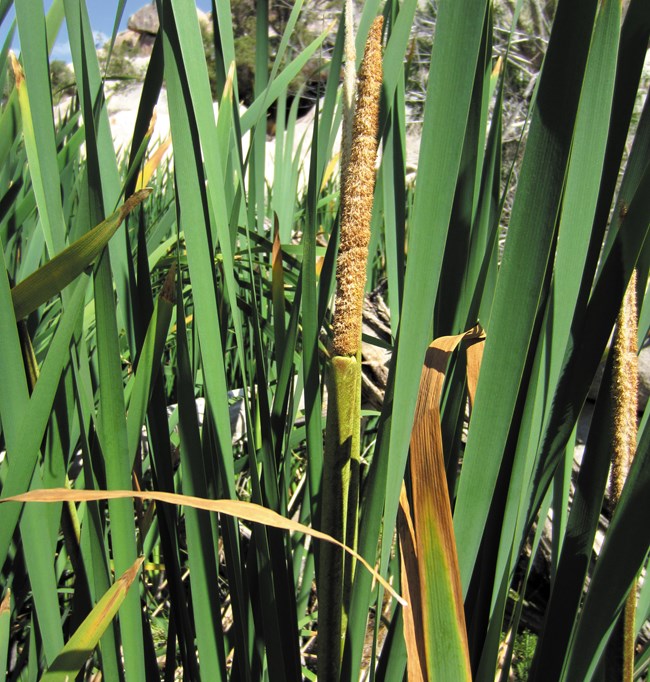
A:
[318,16,383,682]
[332,16,383,357]
[607,269,638,682]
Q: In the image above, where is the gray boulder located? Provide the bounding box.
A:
[113,29,141,52]
[127,2,159,35]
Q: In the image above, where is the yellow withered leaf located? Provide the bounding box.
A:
[0,487,405,606]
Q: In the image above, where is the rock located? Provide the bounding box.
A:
[137,32,157,55]
[121,4,211,57]
[127,2,159,35]
[113,29,141,52]
[127,3,210,37]
[112,29,156,56]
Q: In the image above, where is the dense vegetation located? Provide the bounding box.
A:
[0,0,649,680]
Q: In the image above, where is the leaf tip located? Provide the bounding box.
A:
[159,262,177,304]
[9,52,23,88]
[122,187,153,217]
[0,588,10,615]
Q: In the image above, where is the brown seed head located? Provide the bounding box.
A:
[610,269,638,508]
[332,16,383,357]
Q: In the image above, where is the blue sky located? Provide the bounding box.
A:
[1,1,212,63]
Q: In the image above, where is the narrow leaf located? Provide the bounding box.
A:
[40,557,144,682]
[409,326,484,680]
[398,487,427,682]
[11,189,151,320]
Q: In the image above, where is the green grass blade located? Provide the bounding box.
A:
[176,290,228,679]
[72,354,124,682]
[481,2,622,673]
[165,0,250,403]
[125,265,175,467]
[93,245,146,681]
[301,102,324,532]
[591,0,650,269]
[563,423,650,681]
[17,501,65,665]
[209,0,236,102]
[240,25,330,134]
[528,357,616,681]
[0,276,87,563]
[435,10,491,337]
[102,0,127,72]
[381,0,418,108]
[249,0,268,235]
[63,0,132,342]
[454,0,600,591]
[40,557,144,682]
[11,190,150,320]
[0,261,81,667]
[528,163,650,534]
[14,0,65,256]
[161,0,237,495]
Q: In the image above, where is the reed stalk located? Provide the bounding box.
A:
[318,14,383,681]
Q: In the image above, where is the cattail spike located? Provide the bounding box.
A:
[332,16,383,357]
[610,269,638,507]
[607,269,638,682]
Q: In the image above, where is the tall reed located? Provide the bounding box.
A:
[318,14,383,681]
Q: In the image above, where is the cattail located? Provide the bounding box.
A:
[610,269,638,507]
[332,16,383,357]
[607,269,638,682]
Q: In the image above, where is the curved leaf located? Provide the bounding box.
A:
[40,557,144,682]
[11,189,151,320]
[0,488,406,606]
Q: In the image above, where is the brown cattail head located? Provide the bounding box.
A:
[332,16,383,357]
[610,269,638,508]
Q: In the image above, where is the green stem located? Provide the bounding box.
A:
[319,353,362,681]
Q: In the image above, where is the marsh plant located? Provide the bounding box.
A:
[0,0,649,681]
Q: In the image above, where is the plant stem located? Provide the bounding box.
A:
[318,15,383,682]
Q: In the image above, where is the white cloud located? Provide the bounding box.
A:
[51,41,72,62]
[93,31,109,49]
